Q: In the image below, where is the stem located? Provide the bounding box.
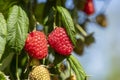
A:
[24,57,31,73]
[76,24,87,37]
[32,14,37,23]
[16,54,20,80]
[67,59,72,76]
[50,74,56,76]
[43,58,46,65]
[31,58,40,66]
[52,7,57,29]
[46,54,50,65]
[53,22,56,29]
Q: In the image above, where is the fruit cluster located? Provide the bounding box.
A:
[24,27,74,80]
[24,27,73,59]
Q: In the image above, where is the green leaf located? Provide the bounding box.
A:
[0,13,7,60]
[67,58,81,80]
[56,6,76,45]
[69,55,86,80]
[0,52,14,71]
[7,5,29,53]
[0,71,7,80]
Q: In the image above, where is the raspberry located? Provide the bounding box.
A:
[48,27,73,56]
[24,31,48,59]
[84,0,95,15]
[28,66,50,80]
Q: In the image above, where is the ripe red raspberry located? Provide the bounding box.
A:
[48,27,73,56]
[24,31,48,59]
[84,0,95,15]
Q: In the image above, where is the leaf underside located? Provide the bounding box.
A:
[7,5,29,53]
[0,13,7,60]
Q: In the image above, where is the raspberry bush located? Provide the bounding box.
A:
[0,0,98,80]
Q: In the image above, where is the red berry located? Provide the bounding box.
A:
[48,27,73,56]
[24,31,48,59]
[84,0,95,15]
